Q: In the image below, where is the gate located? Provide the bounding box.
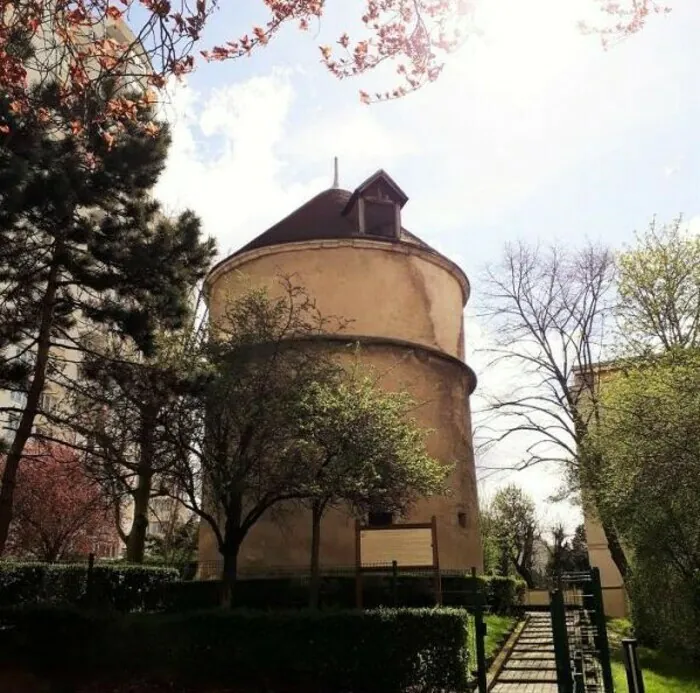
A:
[550,568,614,693]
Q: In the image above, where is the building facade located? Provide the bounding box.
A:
[573,364,628,618]
[199,170,483,572]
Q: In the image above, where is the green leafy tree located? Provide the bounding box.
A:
[64,304,206,563]
[0,85,215,555]
[296,372,449,607]
[545,523,589,580]
[485,484,539,587]
[145,509,199,566]
[589,350,700,655]
[617,216,700,355]
[479,505,502,576]
[165,278,343,605]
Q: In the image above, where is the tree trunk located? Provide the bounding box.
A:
[0,256,61,555]
[126,469,152,562]
[220,500,243,607]
[309,501,323,609]
[513,559,535,589]
[220,548,238,608]
[600,517,630,582]
[125,409,156,563]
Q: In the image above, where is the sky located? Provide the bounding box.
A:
[152,0,700,534]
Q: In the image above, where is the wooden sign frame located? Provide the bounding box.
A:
[354,515,441,608]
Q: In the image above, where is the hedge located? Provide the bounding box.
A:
[0,562,178,611]
[162,573,526,613]
[0,606,471,693]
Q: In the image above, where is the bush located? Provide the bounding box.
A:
[0,605,471,693]
[0,562,178,611]
[162,573,525,613]
[628,565,700,660]
[484,575,527,614]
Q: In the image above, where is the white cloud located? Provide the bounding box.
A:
[155,70,415,258]
[155,70,326,257]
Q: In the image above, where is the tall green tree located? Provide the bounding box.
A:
[63,305,206,563]
[545,523,589,580]
[479,505,502,576]
[296,373,448,607]
[484,484,539,587]
[0,84,216,554]
[617,216,700,355]
[589,350,700,655]
[165,278,343,605]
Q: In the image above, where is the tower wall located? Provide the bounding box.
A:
[201,238,482,572]
[207,239,468,360]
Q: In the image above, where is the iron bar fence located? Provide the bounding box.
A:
[550,568,614,693]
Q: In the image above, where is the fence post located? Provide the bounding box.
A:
[355,520,363,609]
[550,588,573,693]
[391,560,398,607]
[573,650,585,693]
[621,638,645,693]
[590,567,614,693]
[430,515,442,605]
[474,602,488,693]
[86,552,95,608]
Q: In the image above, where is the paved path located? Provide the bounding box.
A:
[491,612,558,693]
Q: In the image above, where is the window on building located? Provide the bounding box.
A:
[367,511,394,527]
[457,512,467,528]
[363,198,399,239]
[39,392,57,414]
[10,389,27,406]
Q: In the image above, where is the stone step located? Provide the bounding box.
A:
[504,660,557,671]
[508,652,557,660]
[499,670,558,683]
[492,684,560,691]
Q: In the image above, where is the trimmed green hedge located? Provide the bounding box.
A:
[0,606,470,693]
[0,562,178,611]
[162,573,526,613]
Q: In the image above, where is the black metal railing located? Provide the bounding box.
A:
[550,568,614,693]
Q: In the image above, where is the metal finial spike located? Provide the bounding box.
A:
[333,156,339,188]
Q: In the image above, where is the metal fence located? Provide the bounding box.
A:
[551,568,614,693]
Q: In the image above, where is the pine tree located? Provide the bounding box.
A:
[0,83,216,554]
[66,320,203,563]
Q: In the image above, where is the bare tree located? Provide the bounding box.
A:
[478,241,629,580]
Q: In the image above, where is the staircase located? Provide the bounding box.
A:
[491,612,558,692]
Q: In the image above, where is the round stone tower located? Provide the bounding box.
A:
[201,170,482,572]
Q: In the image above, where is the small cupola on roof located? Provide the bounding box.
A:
[342,169,408,240]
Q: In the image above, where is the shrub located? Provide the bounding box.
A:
[628,565,700,660]
[0,562,178,611]
[484,575,526,614]
[162,573,525,613]
[0,606,471,693]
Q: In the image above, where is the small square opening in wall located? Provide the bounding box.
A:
[457,512,467,528]
[368,511,394,527]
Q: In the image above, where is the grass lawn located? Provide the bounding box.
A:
[608,619,700,693]
[466,613,517,674]
[484,614,517,660]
